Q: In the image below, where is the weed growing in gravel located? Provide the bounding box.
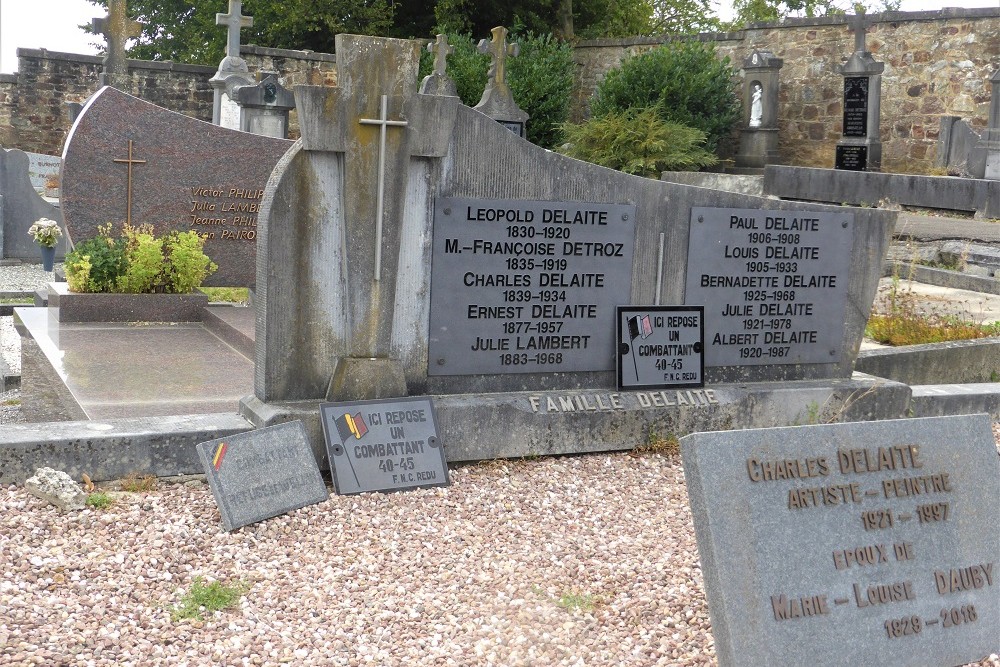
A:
[171,577,248,621]
[556,592,598,613]
[867,274,1000,346]
[632,428,680,456]
[1,398,21,406]
[120,472,158,493]
[85,492,113,509]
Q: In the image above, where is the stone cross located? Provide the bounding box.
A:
[217,0,254,59]
[112,139,146,225]
[478,27,519,92]
[850,14,869,54]
[92,0,142,89]
[358,95,409,280]
[428,34,453,77]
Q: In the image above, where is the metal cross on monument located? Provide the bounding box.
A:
[359,95,409,281]
[112,140,146,225]
[92,0,142,90]
[217,0,254,59]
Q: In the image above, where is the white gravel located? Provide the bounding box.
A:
[2,450,999,667]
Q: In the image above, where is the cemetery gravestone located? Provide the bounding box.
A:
[419,35,458,97]
[197,421,328,531]
[681,414,1000,667]
[235,73,295,138]
[211,0,255,130]
[836,16,883,171]
[91,0,141,91]
[26,152,61,195]
[0,148,67,260]
[474,27,529,137]
[60,86,292,286]
[736,50,783,169]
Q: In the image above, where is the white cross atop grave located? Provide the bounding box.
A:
[217,0,254,60]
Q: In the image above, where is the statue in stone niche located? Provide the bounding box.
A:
[749,83,763,128]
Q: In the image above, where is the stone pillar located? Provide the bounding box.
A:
[735,50,783,169]
[235,73,295,138]
[211,0,255,129]
[982,69,1000,181]
[835,16,883,172]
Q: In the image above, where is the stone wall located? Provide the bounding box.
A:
[2,45,336,158]
[573,8,1000,173]
[2,8,997,175]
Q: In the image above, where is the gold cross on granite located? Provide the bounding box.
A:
[112,140,146,225]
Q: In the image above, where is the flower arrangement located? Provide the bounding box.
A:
[28,218,63,248]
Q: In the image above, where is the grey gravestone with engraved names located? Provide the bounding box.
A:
[681,414,1000,667]
[60,86,292,286]
[197,421,328,532]
[685,207,853,369]
[319,397,448,495]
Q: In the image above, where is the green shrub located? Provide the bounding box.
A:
[590,41,741,151]
[560,106,718,177]
[64,225,217,294]
[418,30,574,149]
[164,231,218,294]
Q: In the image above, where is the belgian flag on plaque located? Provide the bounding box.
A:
[335,412,369,441]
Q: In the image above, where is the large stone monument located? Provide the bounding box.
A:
[239,34,896,463]
[210,0,255,129]
[735,50,783,169]
[836,15,883,171]
[91,0,142,92]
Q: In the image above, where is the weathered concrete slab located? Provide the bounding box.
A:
[765,165,1000,219]
[856,338,1000,385]
[0,412,253,484]
[910,383,1000,419]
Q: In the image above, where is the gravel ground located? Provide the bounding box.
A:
[2,449,999,667]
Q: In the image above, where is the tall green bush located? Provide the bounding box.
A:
[418,30,574,149]
[590,41,741,151]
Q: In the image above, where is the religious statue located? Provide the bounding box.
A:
[749,83,763,128]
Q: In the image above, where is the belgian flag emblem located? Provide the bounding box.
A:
[335,413,369,441]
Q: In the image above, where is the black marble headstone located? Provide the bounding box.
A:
[843,77,869,138]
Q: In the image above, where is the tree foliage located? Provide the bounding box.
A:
[590,41,740,151]
[87,0,394,65]
[418,30,574,149]
[726,0,900,28]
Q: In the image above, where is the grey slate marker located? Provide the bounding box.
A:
[319,397,448,495]
[197,421,328,532]
[680,414,1000,667]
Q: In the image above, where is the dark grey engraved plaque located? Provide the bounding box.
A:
[685,207,853,367]
[319,397,449,495]
[681,414,1000,667]
[428,197,636,375]
[617,305,704,390]
[836,145,868,171]
[196,421,328,532]
[843,77,869,138]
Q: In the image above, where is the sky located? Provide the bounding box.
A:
[0,0,998,73]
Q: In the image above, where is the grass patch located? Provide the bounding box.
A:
[85,492,113,509]
[120,472,158,493]
[0,298,33,304]
[1,398,21,406]
[171,576,248,621]
[632,428,680,456]
[198,287,249,303]
[866,276,1000,346]
[556,591,599,613]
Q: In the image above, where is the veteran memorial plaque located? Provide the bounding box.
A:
[617,306,704,390]
[197,421,329,532]
[320,397,449,495]
[681,414,1000,667]
[685,207,853,367]
[428,197,636,375]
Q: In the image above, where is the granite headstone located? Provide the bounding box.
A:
[681,414,1000,667]
[197,421,328,531]
[0,148,68,260]
[61,86,293,286]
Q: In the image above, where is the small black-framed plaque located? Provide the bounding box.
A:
[842,76,869,138]
[319,397,449,495]
[498,120,525,137]
[835,145,868,171]
[617,306,704,390]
